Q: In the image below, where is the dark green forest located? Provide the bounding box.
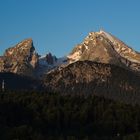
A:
[0,91,140,140]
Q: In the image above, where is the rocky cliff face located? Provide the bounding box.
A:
[67,30,140,72]
[0,39,39,76]
[44,61,140,103]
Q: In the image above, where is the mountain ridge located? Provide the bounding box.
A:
[1,30,140,76]
[1,30,140,95]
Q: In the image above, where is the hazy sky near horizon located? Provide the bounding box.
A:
[0,0,140,57]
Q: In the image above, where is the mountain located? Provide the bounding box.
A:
[0,39,68,78]
[2,29,140,78]
[1,31,140,139]
[43,30,140,102]
[44,60,140,104]
[0,39,39,77]
[1,29,140,95]
[67,30,140,73]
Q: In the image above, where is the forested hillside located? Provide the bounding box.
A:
[0,91,140,140]
[44,61,140,105]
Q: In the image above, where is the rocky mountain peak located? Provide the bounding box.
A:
[45,52,57,65]
[0,38,39,76]
[68,30,120,64]
[5,39,35,57]
[4,38,33,57]
[67,30,140,72]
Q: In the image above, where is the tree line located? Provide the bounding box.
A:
[0,91,140,140]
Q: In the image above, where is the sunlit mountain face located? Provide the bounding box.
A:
[1,30,140,100]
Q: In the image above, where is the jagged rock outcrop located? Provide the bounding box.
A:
[36,54,67,78]
[67,30,140,72]
[46,53,57,65]
[0,39,39,76]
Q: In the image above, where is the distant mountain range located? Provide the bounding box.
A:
[1,30,140,102]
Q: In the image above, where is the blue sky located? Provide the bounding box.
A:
[0,0,140,57]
